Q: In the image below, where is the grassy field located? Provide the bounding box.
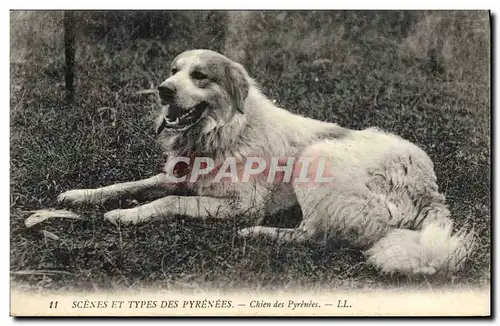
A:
[10,11,491,292]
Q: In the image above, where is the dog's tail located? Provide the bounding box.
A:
[365,218,475,276]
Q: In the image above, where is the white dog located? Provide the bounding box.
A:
[58,49,474,276]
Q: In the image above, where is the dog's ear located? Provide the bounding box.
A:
[224,62,249,113]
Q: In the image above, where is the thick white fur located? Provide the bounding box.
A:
[365,220,475,275]
[58,49,475,276]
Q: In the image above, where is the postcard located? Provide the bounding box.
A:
[10,10,491,317]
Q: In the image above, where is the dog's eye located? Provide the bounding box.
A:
[191,71,208,80]
[171,68,178,75]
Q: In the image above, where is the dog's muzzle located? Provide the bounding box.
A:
[156,102,208,134]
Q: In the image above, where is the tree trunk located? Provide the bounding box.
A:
[64,11,75,105]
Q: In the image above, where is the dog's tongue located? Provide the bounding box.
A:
[166,104,185,121]
[155,114,167,134]
[156,104,181,134]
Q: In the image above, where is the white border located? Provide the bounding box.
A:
[1,0,498,10]
[5,6,493,10]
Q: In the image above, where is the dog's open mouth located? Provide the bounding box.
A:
[159,102,208,133]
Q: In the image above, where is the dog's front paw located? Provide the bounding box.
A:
[57,189,98,206]
[237,227,257,238]
[104,209,144,226]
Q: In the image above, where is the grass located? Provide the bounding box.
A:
[10,10,491,292]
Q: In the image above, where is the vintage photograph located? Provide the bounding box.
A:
[10,10,491,316]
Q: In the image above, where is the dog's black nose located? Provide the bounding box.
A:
[158,84,175,102]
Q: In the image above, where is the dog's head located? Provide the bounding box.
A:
[156,49,250,135]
